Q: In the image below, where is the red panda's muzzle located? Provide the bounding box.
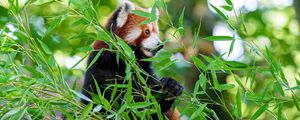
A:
[140,43,164,57]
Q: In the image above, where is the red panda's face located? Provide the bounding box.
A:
[109,1,163,57]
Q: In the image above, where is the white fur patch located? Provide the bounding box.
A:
[116,1,135,27]
[125,27,142,42]
[142,33,161,50]
[117,7,128,27]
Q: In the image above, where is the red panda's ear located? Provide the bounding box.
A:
[115,0,135,28]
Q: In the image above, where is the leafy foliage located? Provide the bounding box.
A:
[0,0,300,119]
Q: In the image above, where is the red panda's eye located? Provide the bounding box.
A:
[145,29,151,35]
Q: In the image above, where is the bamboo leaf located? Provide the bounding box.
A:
[129,102,152,109]
[190,104,206,119]
[209,4,228,20]
[199,73,207,91]
[277,104,283,120]
[131,10,152,17]
[211,70,219,88]
[250,104,268,120]
[191,56,206,70]
[1,108,20,120]
[80,103,93,120]
[236,89,242,118]
[233,75,246,92]
[87,49,104,69]
[179,7,185,36]
[44,16,63,38]
[225,0,233,6]
[193,18,202,49]
[158,60,176,71]
[37,39,52,55]
[217,84,235,91]
[23,66,44,78]
[274,82,285,96]
[220,5,232,11]
[292,95,300,112]
[76,46,93,52]
[225,61,248,68]
[286,85,300,91]
[204,36,234,41]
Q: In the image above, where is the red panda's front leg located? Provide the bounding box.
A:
[159,77,183,113]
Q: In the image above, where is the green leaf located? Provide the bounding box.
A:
[233,75,246,92]
[277,104,283,120]
[194,74,206,97]
[118,39,134,60]
[225,61,248,68]
[190,104,206,119]
[209,4,228,20]
[129,102,152,109]
[193,77,201,98]
[141,50,172,62]
[211,70,219,88]
[286,85,300,91]
[292,95,300,112]
[274,82,285,96]
[37,39,52,55]
[191,56,206,70]
[200,54,214,63]
[96,28,111,42]
[76,46,93,52]
[1,108,20,120]
[217,84,235,91]
[87,49,103,69]
[131,10,152,17]
[199,73,207,91]
[193,18,202,49]
[100,98,111,111]
[220,5,232,11]
[126,78,133,105]
[225,0,233,6]
[158,60,176,71]
[228,39,235,57]
[125,64,132,80]
[140,18,156,25]
[250,103,268,120]
[23,66,44,78]
[204,36,234,41]
[80,103,93,120]
[178,7,185,37]
[44,16,63,38]
[70,54,88,70]
[236,90,242,118]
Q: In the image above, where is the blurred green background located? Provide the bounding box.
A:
[1,0,300,119]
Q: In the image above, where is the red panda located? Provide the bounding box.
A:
[82,1,183,119]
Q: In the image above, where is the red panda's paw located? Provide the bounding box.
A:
[161,77,183,98]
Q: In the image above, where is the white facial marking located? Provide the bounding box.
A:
[125,27,142,42]
[142,33,161,50]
